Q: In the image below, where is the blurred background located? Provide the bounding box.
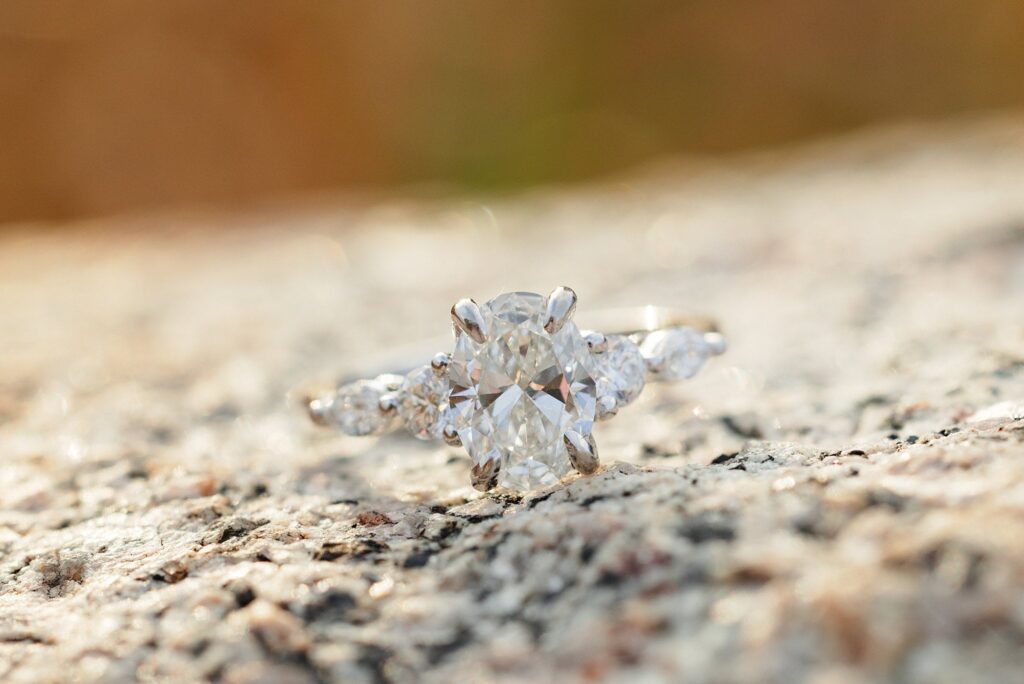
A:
[3,0,1024,224]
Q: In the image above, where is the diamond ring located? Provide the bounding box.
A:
[305,288,725,492]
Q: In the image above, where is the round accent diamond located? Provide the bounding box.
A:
[639,327,710,380]
[327,375,401,436]
[594,334,646,408]
[448,291,599,491]
[397,365,451,440]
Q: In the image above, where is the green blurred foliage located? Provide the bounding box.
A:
[2,0,1023,220]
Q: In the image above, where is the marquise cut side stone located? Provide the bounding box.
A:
[640,327,710,380]
[328,377,400,436]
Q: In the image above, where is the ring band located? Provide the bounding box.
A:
[575,305,720,337]
[303,288,726,492]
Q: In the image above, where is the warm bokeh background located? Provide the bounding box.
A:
[3,0,1024,222]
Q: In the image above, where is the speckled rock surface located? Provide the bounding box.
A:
[2,120,1024,683]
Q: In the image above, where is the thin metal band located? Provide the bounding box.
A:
[576,306,720,337]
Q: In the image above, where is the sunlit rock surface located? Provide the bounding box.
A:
[2,120,1024,683]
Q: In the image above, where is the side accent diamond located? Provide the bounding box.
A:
[594,334,646,410]
[327,376,401,436]
[640,327,710,380]
[397,365,452,440]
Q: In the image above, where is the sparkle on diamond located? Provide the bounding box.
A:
[640,327,710,380]
[594,334,646,407]
[329,379,393,436]
[448,292,598,490]
[397,365,451,440]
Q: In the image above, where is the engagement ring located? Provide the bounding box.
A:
[305,288,725,491]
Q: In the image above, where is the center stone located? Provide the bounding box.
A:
[448,291,598,490]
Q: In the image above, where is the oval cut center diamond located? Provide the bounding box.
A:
[448,292,598,490]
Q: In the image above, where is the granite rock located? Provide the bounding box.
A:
[2,119,1024,683]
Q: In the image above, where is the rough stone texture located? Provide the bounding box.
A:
[2,119,1024,683]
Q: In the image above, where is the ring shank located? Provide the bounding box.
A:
[575,306,719,337]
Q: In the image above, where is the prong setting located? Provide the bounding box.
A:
[430,352,451,375]
[704,332,728,356]
[378,392,399,416]
[307,396,333,426]
[442,423,462,447]
[583,330,607,353]
[451,298,487,343]
[564,431,599,474]
[470,453,501,491]
[596,394,618,420]
[543,286,578,334]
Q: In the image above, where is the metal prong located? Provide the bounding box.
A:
[431,352,451,375]
[307,396,333,427]
[451,299,487,343]
[442,423,462,447]
[470,453,500,491]
[595,395,618,421]
[564,431,599,474]
[583,330,607,353]
[704,332,727,356]
[378,393,399,416]
[543,286,577,334]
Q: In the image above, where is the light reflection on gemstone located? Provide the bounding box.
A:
[593,334,646,408]
[448,292,598,491]
[397,365,451,440]
[640,327,710,380]
[329,379,394,436]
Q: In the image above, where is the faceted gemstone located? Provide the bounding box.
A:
[397,365,451,440]
[447,292,599,490]
[328,376,399,436]
[639,327,709,380]
[594,334,646,407]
